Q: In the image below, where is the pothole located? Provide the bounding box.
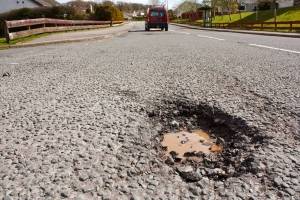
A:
[149,99,268,182]
[161,129,223,162]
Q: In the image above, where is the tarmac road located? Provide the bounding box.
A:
[0,22,299,199]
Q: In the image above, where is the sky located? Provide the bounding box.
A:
[56,0,183,9]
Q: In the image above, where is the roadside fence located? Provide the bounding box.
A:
[3,18,123,43]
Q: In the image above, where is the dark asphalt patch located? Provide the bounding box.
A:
[148,98,269,181]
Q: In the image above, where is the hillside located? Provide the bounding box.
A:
[213,6,300,23]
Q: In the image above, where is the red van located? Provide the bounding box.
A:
[145,6,169,31]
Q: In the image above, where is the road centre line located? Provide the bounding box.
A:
[197,34,225,41]
[249,44,300,54]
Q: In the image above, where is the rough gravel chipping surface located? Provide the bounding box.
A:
[0,22,299,199]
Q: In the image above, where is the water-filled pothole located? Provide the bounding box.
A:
[149,99,268,181]
[161,129,223,161]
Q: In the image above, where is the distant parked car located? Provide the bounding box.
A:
[145,6,169,31]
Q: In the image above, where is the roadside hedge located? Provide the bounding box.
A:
[92,5,123,21]
[0,6,85,21]
[0,4,123,37]
[0,6,86,37]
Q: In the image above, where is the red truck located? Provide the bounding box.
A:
[145,6,169,31]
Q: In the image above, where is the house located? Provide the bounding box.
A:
[239,0,256,11]
[239,0,297,11]
[277,0,295,8]
[0,0,59,14]
[65,1,96,14]
[132,10,145,17]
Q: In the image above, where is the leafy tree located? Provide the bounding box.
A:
[92,5,123,21]
[116,2,149,13]
[93,5,112,20]
[0,6,83,21]
[168,9,177,20]
[102,1,114,7]
[257,0,272,10]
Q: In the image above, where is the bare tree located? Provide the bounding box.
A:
[149,0,161,5]
[208,0,241,22]
[221,0,238,21]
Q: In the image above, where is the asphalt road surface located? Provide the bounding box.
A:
[0,22,299,199]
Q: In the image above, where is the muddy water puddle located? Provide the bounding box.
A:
[161,129,223,159]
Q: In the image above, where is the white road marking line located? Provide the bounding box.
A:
[170,30,191,35]
[181,31,191,35]
[249,44,300,54]
[197,34,225,41]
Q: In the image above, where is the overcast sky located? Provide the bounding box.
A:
[56,0,182,9]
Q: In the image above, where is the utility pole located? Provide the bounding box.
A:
[165,0,168,11]
[256,1,258,21]
[210,0,212,28]
[273,0,277,31]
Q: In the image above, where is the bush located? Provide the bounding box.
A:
[109,5,123,21]
[168,10,177,20]
[0,6,87,37]
[257,0,272,11]
[92,5,123,21]
[0,6,87,21]
[0,4,123,37]
[93,5,112,21]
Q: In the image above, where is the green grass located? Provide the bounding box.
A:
[0,33,50,48]
[213,12,253,23]
[0,38,10,49]
[174,18,204,26]
[212,6,300,23]
[172,6,300,32]
[0,38,6,44]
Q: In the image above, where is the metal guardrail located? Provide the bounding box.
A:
[199,21,300,32]
[3,18,123,43]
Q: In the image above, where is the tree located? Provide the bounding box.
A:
[175,0,200,16]
[208,0,238,21]
[257,0,272,10]
[168,9,177,20]
[149,0,161,5]
[93,5,112,20]
[116,2,149,13]
[102,1,114,7]
[93,4,123,21]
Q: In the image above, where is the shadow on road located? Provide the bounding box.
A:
[129,29,164,33]
[128,30,145,32]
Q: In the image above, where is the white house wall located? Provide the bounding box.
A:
[239,0,295,11]
[0,0,39,14]
[277,0,294,8]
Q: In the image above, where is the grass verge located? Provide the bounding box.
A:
[0,33,50,48]
[172,6,300,32]
[213,6,300,23]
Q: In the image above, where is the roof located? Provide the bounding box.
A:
[33,0,59,7]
